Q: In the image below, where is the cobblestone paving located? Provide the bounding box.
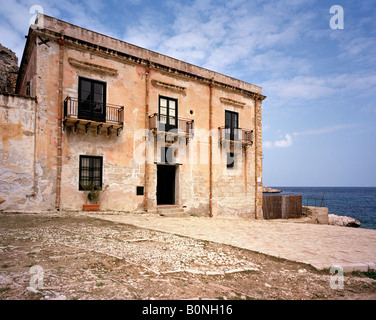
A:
[89,213,376,272]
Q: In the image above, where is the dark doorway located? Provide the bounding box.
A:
[157,165,176,205]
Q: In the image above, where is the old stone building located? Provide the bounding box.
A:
[0,14,265,218]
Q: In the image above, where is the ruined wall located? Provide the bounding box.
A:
[0,94,50,212]
[0,39,57,212]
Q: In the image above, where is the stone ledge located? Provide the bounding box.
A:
[341,263,375,273]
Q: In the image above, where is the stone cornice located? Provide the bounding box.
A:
[27,23,267,101]
[151,80,187,94]
[68,58,118,76]
[220,97,246,108]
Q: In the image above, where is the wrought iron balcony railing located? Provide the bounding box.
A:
[64,97,124,126]
[218,126,253,145]
[148,113,194,137]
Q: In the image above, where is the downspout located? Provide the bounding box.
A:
[32,97,38,196]
[27,96,38,198]
[209,79,214,218]
[254,96,258,219]
[27,43,39,198]
[144,62,150,212]
[55,30,64,211]
[244,145,247,193]
[32,39,39,197]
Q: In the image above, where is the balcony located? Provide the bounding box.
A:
[148,113,194,143]
[63,97,124,136]
[218,126,253,148]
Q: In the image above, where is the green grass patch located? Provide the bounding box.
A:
[0,287,11,293]
[352,270,376,280]
[364,270,376,280]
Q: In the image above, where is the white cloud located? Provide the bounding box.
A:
[262,71,376,110]
[120,0,319,77]
[295,123,361,136]
[274,134,293,148]
[264,123,361,149]
[0,0,117,63]
[265,134,293,148]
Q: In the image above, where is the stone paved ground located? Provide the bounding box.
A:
[89,213,376,272]
[1,212,376,300]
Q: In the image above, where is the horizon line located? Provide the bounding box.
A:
[268,185,376,188]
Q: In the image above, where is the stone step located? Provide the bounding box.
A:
[157,206,188,218]
[158,207,185,213]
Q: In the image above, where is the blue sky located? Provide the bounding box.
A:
[1,0,375,186]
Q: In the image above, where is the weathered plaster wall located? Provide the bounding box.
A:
[57,44,147,211]
[304,206,329,225]
[30,39,262,216]
[0,94,56,211]
[6,14,264,217]
[211,87,258,218]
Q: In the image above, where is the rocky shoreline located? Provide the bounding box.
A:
[328,214,361,228]
[261,187,361,228]
[262,186,282,193]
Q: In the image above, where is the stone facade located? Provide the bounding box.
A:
[0,14,265,218]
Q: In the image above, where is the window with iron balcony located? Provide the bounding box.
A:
[63,77,124,136]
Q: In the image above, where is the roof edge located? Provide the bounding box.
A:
[36,14,264,97]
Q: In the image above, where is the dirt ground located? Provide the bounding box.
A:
[0,212,375,300]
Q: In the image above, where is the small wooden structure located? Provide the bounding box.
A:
[263,195,302,220]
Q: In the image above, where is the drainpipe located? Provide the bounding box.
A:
[209,79,214,218]
[254,96,258,219]
[55,30,64,211]
[144,62,150,212]
[32,96,38,196]
[27,45,39,198]
[244,144,247,193]
[27,96,38,198]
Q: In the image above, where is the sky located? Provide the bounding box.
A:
[0,0,375,187]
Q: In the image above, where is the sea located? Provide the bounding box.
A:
[268,187,376,230]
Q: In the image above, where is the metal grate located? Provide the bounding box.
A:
[64,97,124,125]
[79,155,103,190]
